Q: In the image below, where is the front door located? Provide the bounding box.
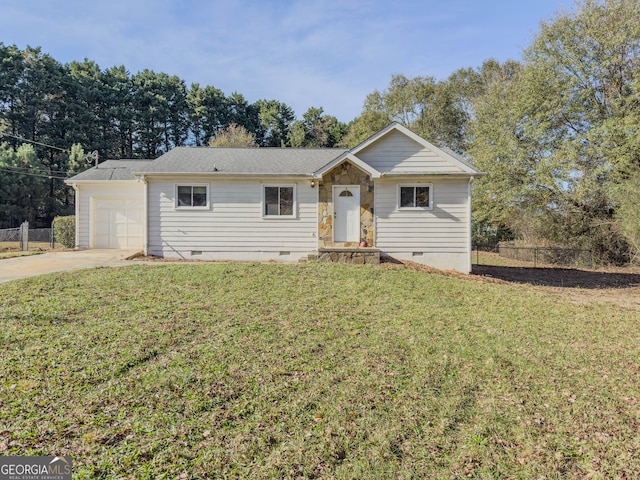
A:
[334,185,360,243]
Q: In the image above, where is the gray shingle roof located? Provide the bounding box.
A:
[66,128,480,182]
[135,147,347,175]
[68,159,154,181]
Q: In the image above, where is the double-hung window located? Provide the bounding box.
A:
[176,184,209,208]
[263,185,295,217]
[398,184,433,210]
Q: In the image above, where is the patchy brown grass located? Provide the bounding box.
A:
[385,254,640,309]
[0,241,67,253]
[1,262,639,478]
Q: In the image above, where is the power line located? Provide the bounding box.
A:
[0,132,97,178]
[0,132,70,152]
[0,162,71,176]
[0,166,69,180]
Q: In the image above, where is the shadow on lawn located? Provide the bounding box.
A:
[472,265,640,289]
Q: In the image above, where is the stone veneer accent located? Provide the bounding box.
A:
[317,248,380,265]
[317,162,375,248]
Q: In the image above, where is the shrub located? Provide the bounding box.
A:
[53,216,75,248]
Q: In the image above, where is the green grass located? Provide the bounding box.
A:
[1,263,639,478]
[0,242,60,253]
[0,250,42,259]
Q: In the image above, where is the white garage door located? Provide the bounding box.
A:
[92,198,144,249]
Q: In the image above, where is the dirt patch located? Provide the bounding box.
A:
[561,287,640,309]
[382,256,640,309]
[380,256,509,284]
[472,264,640,289]
[473,265,640,309]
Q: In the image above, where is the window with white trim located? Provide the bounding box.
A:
[263,185,295,217]
[176,184,209,208]
[398,184,433,210]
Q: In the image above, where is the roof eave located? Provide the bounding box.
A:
[132,171,315,178]
[379,171,485,177]
[64,178,139,185]
[313,152,381,179]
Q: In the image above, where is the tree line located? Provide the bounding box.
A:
[468,0,640,265]
[341,0,640,265]
[2,0,639,264]
[0,44,347,227]
[0,44,351,156]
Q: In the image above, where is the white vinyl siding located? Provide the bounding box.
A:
[147,178,316,260]
[375,178,470,260]
[356,129,464,173]
[74,182,144,249]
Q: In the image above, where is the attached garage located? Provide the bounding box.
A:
[92,198,144,248]
[66,160,151,251]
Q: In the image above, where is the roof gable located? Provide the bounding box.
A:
[314,152,381,179]
[351,122,480,175]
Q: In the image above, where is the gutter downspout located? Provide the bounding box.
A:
[468,176,475,274]
[140,175,149,256]
[71,183,80,249]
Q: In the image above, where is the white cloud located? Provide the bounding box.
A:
[1,0,571,121]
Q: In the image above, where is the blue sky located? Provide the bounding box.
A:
[1,0,572,122]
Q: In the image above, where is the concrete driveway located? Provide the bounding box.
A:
[0,249,140,283]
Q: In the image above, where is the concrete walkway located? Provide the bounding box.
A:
[0,249,140,283]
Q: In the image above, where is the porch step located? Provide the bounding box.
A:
[317,247,380,265]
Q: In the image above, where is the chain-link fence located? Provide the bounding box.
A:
[499,244,593,268]
[29,228,53,243]
[0,223,29,251]
[0,220,76,252]
[473,243,594,269]
[0,226,21,243]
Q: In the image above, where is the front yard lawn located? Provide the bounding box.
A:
[0,251,43,260]
[1,263,638,478]
[0,242,56,253]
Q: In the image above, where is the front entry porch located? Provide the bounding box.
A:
[311,247,381,265]
[317,161,375,248]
